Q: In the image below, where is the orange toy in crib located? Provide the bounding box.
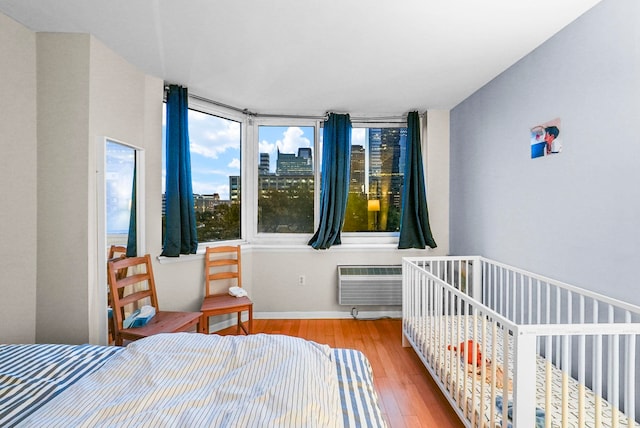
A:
[447,340,483,366]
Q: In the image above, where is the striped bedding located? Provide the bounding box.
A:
[1,333,385,427]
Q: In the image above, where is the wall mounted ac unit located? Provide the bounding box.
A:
[337,265,402,306]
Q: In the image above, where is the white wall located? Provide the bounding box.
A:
[36,33,92,344]
[0,12,37,344]
[88,36,164,344]
[450,0,640,305]
[34,32,163,344]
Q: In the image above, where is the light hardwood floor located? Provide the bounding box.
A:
[217,318,463,428]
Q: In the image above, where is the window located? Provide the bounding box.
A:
[162,104,242,243]
[106,140,136,247]
[343,127,407,233]
[160,95,411,247]
[257,125,315,233]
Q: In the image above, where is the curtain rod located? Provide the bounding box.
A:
[167,85,409,123]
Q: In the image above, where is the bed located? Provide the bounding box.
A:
[1,333,386,427]
[402,256,640,428]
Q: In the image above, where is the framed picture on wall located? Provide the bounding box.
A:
[530,118,561,159]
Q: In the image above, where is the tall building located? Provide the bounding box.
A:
[367,128,404,209]
[276,148,313,175]
[229,176,241,203]
[350,145,365,193]
[259,152,270,175]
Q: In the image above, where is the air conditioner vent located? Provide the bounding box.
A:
[338,265,402,306]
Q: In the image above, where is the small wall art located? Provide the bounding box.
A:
[530,117,562,159]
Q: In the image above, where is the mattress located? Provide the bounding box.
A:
[0,334,385,428]
[404,316,639,428]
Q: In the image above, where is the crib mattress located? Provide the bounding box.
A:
[404,316,639,428]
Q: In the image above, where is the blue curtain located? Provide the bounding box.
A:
[125,160,137,257]
[398,111,437,249]
[308,113,352,249]
[162,85,198,256]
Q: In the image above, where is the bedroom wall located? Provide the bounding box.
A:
[1,10,449,342]
[36,33,92,344]
[450,0,640,305]
[35,32,163,344]
[0,12,38,344]
[152,111,450,320]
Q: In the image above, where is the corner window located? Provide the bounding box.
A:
[257,125,315,233]
[343,127,407,233]
[162,105,242,243]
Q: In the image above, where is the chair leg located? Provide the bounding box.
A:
[248,307,253,334]
[201,314,209,334]
[236,312,242,334]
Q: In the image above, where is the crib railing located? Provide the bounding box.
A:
[403,256,640,428]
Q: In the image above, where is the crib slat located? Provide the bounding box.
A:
[627,328,636,428]
[579,294,586,428]
[545,335,553,428]
[562,334,570,428]
[512,332,537,428]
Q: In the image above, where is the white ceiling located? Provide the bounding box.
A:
[0,0,601,117]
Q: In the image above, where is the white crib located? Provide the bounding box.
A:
[402,256,640,428]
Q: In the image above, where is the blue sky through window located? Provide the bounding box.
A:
[162,106,317,199]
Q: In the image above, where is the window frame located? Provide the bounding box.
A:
[169,96,248,251]
[248,117,322,246]
[339,121,407,245]
[162,95,413,250]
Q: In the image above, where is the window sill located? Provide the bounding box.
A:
[157,239,422,263]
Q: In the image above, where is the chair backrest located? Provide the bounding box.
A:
[205,246,242,297]
[108,245,128,280]
[107,254,160,331]
[108,245,127,260]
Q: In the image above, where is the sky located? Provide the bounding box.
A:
[162,108,321,199]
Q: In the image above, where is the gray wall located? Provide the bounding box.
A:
[450,0,640,305]
[0,12,38,344]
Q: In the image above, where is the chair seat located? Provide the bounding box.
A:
[200,293,253,335]
[120,310,202,341]
[201,294,252,314]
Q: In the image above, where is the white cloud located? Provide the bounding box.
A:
[192,166,231,177]
[188,110,209,121]
[352,128,366,146]
[259,139,275,155]
[192,180,230,198]
[189,114,240,160]
[228,158,240,169]
[276,127,312,154]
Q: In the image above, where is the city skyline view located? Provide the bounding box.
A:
[161,106,400,201]
[163,108,322,200]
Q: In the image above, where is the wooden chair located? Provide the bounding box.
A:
[107,254,202,346]
[107,245,127,344]
[200,246,253,335]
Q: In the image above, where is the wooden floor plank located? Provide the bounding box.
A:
[216,318,463,428]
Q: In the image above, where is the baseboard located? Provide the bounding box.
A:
[255,310,402,320]
[205,310,402,332]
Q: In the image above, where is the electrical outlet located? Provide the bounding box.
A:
[298,275,305,286]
